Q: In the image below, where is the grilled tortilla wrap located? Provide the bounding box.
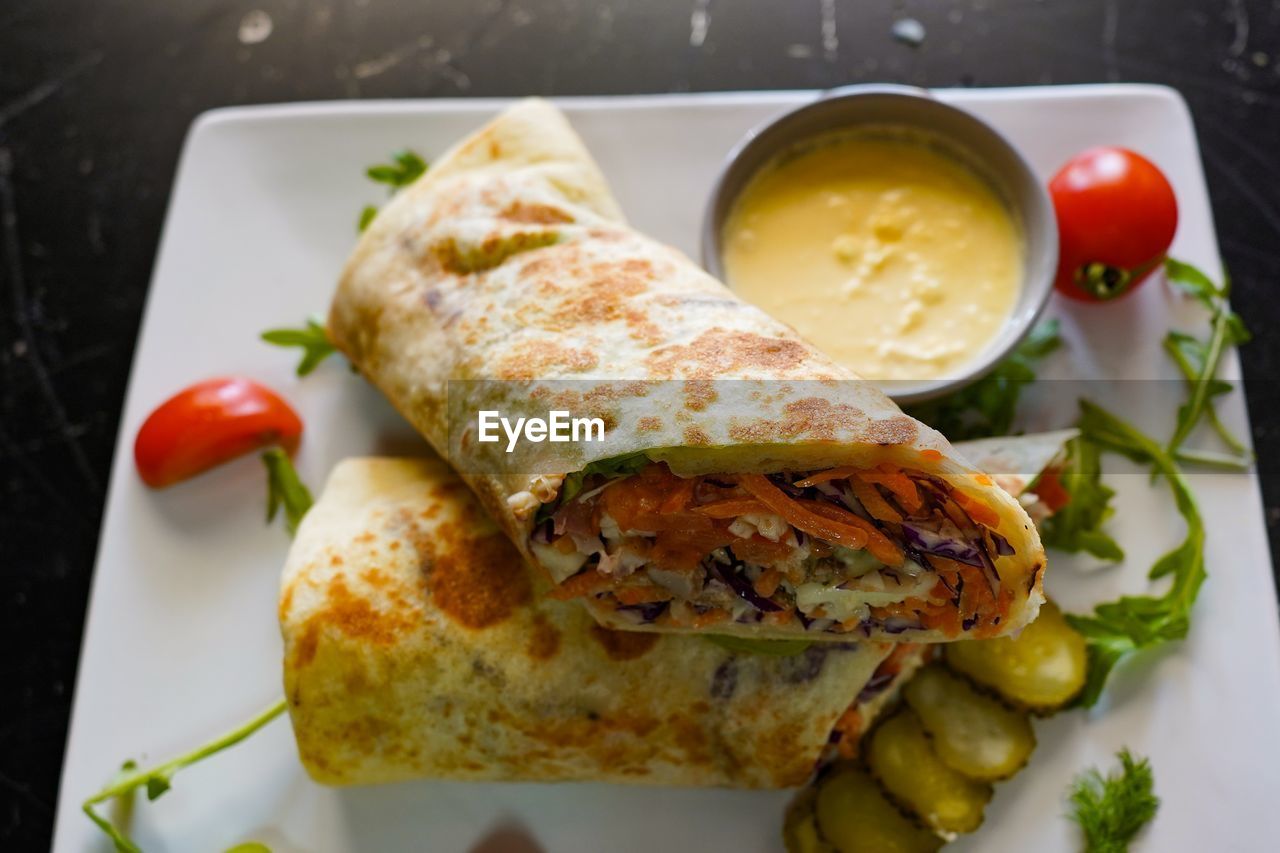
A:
[280,456,892,787]
[328,98,1046,643]
[280,433,1073,787]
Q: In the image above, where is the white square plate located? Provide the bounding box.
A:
[53,86,1280,852]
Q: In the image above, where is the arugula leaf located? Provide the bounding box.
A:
[705,635,813,656]
[1040,437,1124,561]
[261,314,337,376]
[1068,748,1159,853]
[906,318,1061,441]
[263,448,314,536]
[1163,257,1222,307]
[82,701,288,852]
[1162,258,1252,464]
[358,149,428,232]
[557,451,652,506]
[1066,401,1205,707]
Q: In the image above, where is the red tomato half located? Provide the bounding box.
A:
[134,377,303,488]
[1049,146,1178,302]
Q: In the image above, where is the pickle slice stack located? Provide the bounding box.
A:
[784,599,1089,851]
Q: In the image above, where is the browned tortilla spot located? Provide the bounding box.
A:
[683,425,712,446]
[430,530,531,628]
[500,201,574,225]
[863,415,920,446]
[293,576,420,669]
[646,329,810,378]
[518,258,661,342]
[526,613,562,660]
[493,340,599,379]
[278,580,296,623]
[671,716,714,765]
[637,416,663,432]
[726,396,906,444]
[683,379,718,412]
[589,625,660,661]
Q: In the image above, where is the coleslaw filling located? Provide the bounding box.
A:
[534,460,1016,638]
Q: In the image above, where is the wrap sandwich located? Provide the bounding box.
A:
[328,98,1047,643]
[280,433,1075,786]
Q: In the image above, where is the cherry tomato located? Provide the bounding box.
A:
[134,377,303,488]
[1049,146,1178,302]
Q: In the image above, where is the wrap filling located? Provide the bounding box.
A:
[533,459,1019,639]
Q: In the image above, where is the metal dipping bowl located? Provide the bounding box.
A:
[702,84,1057,404]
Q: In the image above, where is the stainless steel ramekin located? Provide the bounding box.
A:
[702,84,1057,405]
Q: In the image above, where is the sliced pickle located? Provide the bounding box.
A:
[904,663,1036,781]
[943,600,1087,713]
[813,763,942,853]
[783,786,834,853]
[867,710,992,835]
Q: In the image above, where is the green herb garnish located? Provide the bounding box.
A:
[263,447,314,536]
[82,702,287,852]
[906,318,1061,441]
[1162,258,1252,465]
[1066,401,1205,707]
[358,149,428,232]
[1040,436,1124,561]
[705,636,813,656]
[261,314,337,376]
[1067,748,1159,853]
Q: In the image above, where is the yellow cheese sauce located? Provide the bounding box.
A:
[722,133,1022,381]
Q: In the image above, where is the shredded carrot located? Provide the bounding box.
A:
[860,465,921,512]
[928,554,1013,636]
[791,466,863,488]
[974,472,993,486]
[879,643,927,676]
[847,477,903,524]
[952,489,1001,529]
[739,474,873,552]
[693,499,771,519]
[762,610,794,626]
[549,569,610,600]
[796,499,904,566]
[753,567,783,598]
[832,707,864,758]
[920,448,943,461]
[613,585,674,605]
[659,476,697,514]
[691,608,731,628]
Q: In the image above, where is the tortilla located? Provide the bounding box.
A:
[280,456,891,787]
[328,98,1046,643]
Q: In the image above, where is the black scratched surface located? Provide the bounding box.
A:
[2,0,1279,848]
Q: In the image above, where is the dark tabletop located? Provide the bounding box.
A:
[3,0,1279,848]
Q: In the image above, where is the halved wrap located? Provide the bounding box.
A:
[328,98,1047,643]
[280,456,892,787]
